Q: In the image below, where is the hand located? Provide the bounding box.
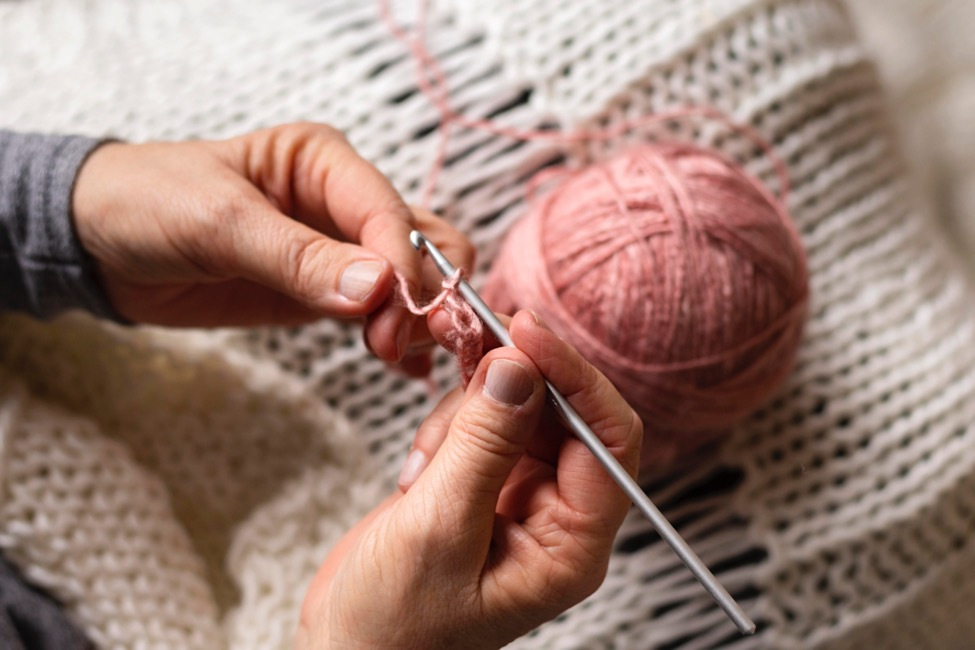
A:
[297,310,643,649]
[71,123,473,369]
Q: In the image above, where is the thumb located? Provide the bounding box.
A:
[215,187,395,317]
[412,349,545,534]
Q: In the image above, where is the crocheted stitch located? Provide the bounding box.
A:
[1,1,974,648]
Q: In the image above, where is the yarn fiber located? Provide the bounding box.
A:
[4,0,975,649]
[485,143,808,469]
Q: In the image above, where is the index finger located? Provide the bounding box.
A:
[508,310,643,526]
[230,123,422,361]
[308,134,420,362]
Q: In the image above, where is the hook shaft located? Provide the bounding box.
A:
[409,230,755,635]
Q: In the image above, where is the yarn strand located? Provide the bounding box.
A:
[379,0,808,471]
[395,269,484,385]
[377,0,793,207]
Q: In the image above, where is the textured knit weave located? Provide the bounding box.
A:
[846,0,975,279]
[1,1,975,649]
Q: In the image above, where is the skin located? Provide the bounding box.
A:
[70,125,643,646]
[297,311,643,649]
[72,122,474,375]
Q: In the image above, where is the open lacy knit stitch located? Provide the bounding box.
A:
[2,1,975,648]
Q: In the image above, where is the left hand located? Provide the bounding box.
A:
[71,123,473,371]
[296,310,643,648]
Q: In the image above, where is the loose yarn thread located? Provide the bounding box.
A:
[383,0,809,470]
[395,269,483,385]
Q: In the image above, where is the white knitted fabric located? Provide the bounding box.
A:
[2,1,975,649]
[846,0,975,277]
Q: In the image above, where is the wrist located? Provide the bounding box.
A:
[68,140,134,322]
[71,140,126,263]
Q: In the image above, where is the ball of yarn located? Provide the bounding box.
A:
[483,143,809,471]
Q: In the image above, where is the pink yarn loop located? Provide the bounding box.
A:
[396,269,484,385]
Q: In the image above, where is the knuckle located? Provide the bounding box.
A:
[453,408,524,462]
[457,416,520,459]
[369,196,415,226]
[310,122,346,142]
[277,121,344,142]
[356,201,416,250]
[283,237,336,302]
[569,373,635,438]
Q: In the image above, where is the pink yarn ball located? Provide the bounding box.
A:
[483,144,809,471]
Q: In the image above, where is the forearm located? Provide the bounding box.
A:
[0,129,120,319]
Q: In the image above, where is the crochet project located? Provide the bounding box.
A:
[1,0,975,648]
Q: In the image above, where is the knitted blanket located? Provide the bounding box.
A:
[2,1,975,648]
[847,0,975,272]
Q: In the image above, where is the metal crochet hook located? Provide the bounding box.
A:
[409,230,756,636]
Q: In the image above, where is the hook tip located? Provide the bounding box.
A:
[409,230,426,251]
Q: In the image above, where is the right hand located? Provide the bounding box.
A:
[297,310,643,649]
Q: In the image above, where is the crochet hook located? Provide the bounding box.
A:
[408,230,756,636]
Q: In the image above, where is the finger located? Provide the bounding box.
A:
[397,388,464,492]
[363,205,475,365]
[204,182,396,318]
[408,348,545,541]
[292,128,420,362]
[404,207,477,344]
[411,207,477,295]
[393,348,434,379]
[508,310,643,529]
[225,123,420,362]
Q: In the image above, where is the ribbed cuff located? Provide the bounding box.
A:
[0,130,125,322]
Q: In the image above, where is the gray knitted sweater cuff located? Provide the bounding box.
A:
[0,130,123,321]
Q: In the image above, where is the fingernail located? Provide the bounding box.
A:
[483,359,534,406]
[339,260,385,302]
[529,310,549,330]
[397,448,428,490]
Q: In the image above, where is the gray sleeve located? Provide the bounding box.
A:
[0,553,94,650]
[0,130,123,321]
